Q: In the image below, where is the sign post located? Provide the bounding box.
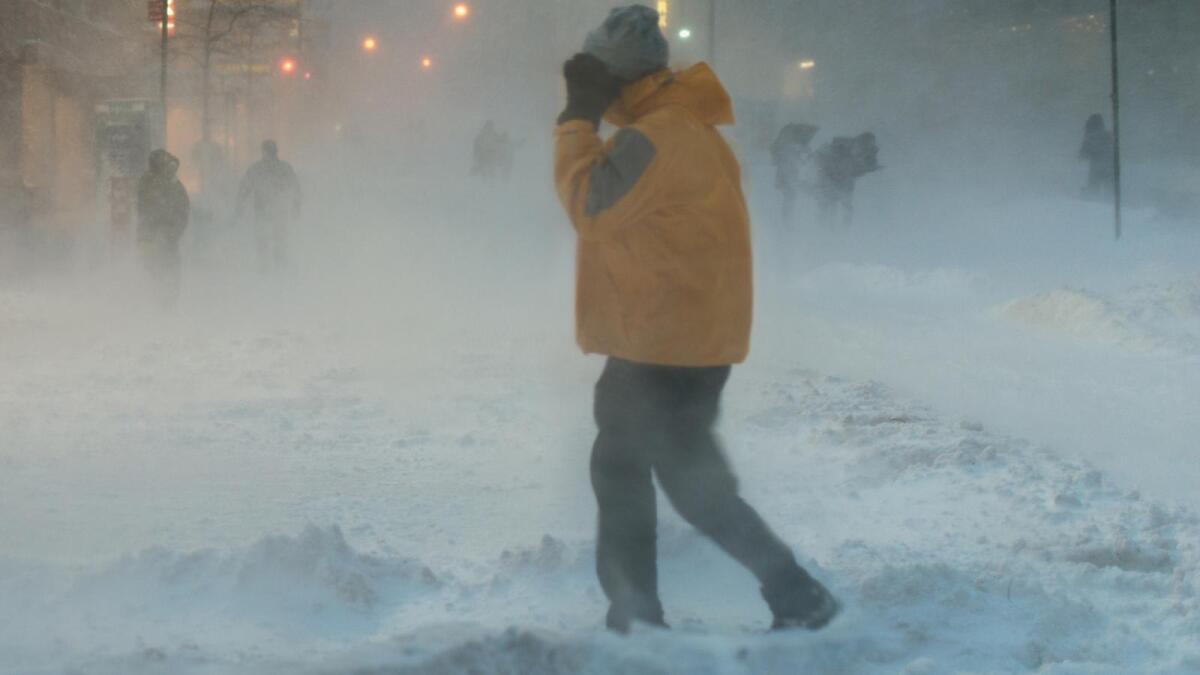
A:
[1110,0,1122,240]
[150,0,173,146]
[160,0,169,147]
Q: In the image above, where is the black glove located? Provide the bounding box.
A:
[557,53,623,127]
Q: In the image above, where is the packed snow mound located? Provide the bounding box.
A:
[0,526,442,673]
[1000,278,1200,357]
[5,373,1200,674]
[1000,288,1147,348]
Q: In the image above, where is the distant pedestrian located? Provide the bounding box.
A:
[553,5,839,634]
[472,121,515,181]
[1079,113,1115,199]
[771,122,818,225]
[815,132,879,227]
[237,140,301,272]
[137,149,189,308]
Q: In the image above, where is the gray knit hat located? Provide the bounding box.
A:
[582,5,669,81]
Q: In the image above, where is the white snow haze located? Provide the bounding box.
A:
[1,1,1198,673]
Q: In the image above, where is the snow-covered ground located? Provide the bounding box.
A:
[2,154,1199,673]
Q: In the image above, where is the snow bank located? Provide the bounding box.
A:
[4,373,1198,674]
[999,277,1200,357]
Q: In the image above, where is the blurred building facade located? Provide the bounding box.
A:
[0,0,329,267]
[0,0,149,249]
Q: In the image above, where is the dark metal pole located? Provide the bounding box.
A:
[160,0,169,147]
[1110,0,1122,240]
[708,0,716,67]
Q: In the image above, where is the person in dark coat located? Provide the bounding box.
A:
[815,132,879,227]
[1080,113,1115,199]
[771,122,818,224]
[137,149,189,307]
[236,140,301,272]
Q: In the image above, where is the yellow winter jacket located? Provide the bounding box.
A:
[554,63,752,367]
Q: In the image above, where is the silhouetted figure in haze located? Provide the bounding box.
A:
[137,149,190,308]
[237,140,301,272]
[1080,113,1115,200]
[815,132,880,227]
[472,120,514,181]
[554,5,839,635]
[771,122,818,225]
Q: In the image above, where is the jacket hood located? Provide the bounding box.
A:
[604,62,734,128]
[149,149,180,179]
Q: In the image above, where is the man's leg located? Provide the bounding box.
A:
[653,366,838,629]
[254,219,271,273]
[652,367,798,581]
[273,216,288,268]
[591,358,665,631]
[160,237,182,309]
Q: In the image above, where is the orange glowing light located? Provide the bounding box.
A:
[280,58,297,75]
[362,36,378,52]
[420,56,434,70]
[453,3,470,19]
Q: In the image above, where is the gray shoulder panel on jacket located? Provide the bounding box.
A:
[585,128,656,216]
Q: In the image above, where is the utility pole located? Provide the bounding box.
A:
[202,0,219,145]
[160,0,169,148]
[707,0,716,67]
[1109,0,1122,240]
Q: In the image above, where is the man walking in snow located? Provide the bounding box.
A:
[1079,113,1115,200]
[815,132,879,228]
[137,149,190,308]
[553,5,839,633]
[771,122,818,225]
[236,140,301,272]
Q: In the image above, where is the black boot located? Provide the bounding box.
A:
[761,568,840,631]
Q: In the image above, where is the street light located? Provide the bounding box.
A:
[798,59,816,70]
[279,57,297,75]
[453,3,470,20]
[153,0,177,35]
[362,36,378,53]
[678,28,692,40]
[421,56,434,70]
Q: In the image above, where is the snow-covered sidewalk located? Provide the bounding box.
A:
[2,295,1197,673]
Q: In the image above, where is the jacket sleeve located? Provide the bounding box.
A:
[554,120,661,242]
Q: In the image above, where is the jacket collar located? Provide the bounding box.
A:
[604,62,735,128]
